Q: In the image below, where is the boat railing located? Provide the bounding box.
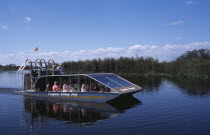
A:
[48,59,55,68]
[18,59,58,91]
[18,59,32,71]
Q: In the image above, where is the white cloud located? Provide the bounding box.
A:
[1,41,210,65]
[0,25,8,31]
[185,0,193,5]
[24,17,32,23]
[129,45,157,51]
[167,20,184,26]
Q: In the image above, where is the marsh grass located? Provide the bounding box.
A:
[62,49,210,79]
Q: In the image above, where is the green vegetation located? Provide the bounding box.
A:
[62,49,210,79]
[0,64,19,71]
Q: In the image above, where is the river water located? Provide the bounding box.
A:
[0,71,210,135]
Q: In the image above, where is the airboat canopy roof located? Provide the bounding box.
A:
[87,73,132,88]
[86,73,141,94]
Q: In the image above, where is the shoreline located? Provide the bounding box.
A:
[0,70,18,71]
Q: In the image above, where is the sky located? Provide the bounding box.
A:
[0,0,210,65]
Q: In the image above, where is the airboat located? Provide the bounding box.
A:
[16,59,142,102]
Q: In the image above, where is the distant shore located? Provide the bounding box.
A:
[0,66,19,71]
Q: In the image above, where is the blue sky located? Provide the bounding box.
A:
[0,0,210,65]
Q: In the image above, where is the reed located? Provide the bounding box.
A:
[62,49,210,79]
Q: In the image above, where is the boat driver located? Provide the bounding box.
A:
[57,64,65,75]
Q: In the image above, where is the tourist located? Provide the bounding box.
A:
[104,87,111,92]
[81,83,86,92]
[91,81,99,91]
[52,81,61,92]
[62,80,70,92]
[70,84,74,92]
[99,86,104,92]
[46,82,52,91]
[74,82,80,91]
[81,82,89,92]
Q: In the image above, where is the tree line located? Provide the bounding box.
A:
[0,65,19,71]
[61,49,210,79]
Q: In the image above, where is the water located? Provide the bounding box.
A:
[0,71,210,135]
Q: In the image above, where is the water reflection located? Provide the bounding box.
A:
[168,78,210,96]
[124,76,210,96]
[123,76,162,92]
[23,96,141,129]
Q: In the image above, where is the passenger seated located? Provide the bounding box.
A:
[85,82,89,91]
[104,87,111,92]
[46,82,52,91]
[91,82,104,92]
[81,82,89,92]
[99,86,104,92]
[52,81,61,92]
[74,88,78,92]
[62,80,70,92]
[91,81,99,91]
[70,85,74,92]
[74,82,80,91]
